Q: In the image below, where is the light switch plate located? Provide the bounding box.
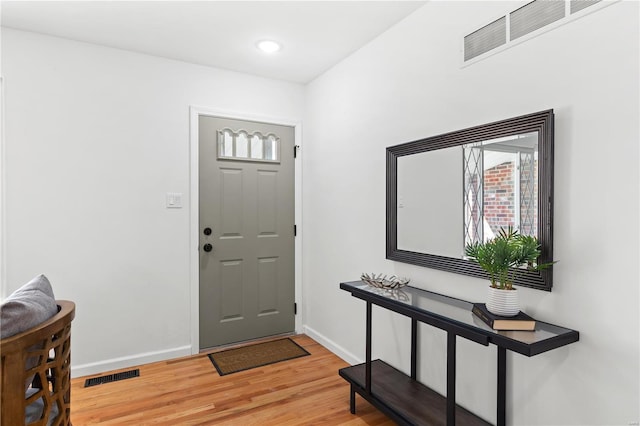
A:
[166,192,183,208]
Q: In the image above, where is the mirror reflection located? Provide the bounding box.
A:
[396,132,539,257]
[397,146,463,257]
[463,132,538,246]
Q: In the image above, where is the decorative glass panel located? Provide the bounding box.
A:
[265,135,278,161]
[236,132,249,158]
[220,130,234,157]
[464,143,484,246]
[519,150,537,236]
[251,134,263,159]
[217,129,280,163]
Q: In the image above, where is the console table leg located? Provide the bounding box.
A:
[350,385,356,414]
[447,332,456,426]
[411,319,418,380]
[366,301,372,394]
[497,346,507,426]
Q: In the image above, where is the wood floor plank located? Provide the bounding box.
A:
[71,335,395,425]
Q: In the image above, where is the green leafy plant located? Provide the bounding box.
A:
[464,226,553,290]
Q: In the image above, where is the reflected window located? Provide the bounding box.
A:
[217,128,280,163]
[463,132,538,246]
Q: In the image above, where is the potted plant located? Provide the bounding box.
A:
[465,227,552,316]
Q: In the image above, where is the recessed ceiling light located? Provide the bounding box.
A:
[256,40,282,54]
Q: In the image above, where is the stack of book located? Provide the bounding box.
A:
[471,303,536,331]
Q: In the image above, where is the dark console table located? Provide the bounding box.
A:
[339,281,579,426]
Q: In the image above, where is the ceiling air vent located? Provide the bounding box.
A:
[510,0,565,41]
[571,0,601,14]
[462,0,614,65]
[464,17,507,61]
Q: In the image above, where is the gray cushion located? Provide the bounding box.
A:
[0,274,58,339]
[25,387,59,426]
[1,274,60,414]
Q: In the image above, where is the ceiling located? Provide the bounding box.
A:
[1,1,427,84]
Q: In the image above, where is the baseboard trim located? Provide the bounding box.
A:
[71,345,192,379]
[302,325,361,366]
[72,330,359,378]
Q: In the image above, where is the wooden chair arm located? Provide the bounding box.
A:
[1,300,75,426]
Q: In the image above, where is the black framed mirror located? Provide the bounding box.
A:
[386,110,554,291]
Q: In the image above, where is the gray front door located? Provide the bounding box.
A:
[199,116,295,349]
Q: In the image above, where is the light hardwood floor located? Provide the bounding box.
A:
[71,334,394,425]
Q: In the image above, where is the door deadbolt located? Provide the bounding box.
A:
[203,243,213,252]
[203,227,212,236]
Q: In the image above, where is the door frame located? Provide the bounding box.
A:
[189,105,303,355]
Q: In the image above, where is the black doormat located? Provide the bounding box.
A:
[208,338,310,376]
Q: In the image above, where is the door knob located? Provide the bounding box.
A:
[203,243,213,252]
[203,227,212,236]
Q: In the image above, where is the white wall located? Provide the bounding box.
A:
[1,28,304,376]
[302,1,639,425]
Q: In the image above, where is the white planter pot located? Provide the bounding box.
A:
[486,286,520,317]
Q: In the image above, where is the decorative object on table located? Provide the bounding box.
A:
[368,286,411,302]
[471,303,536,331]
[486,285,520,317]
[464,226,555,316]
[360,273,409,290]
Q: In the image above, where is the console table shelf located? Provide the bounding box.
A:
[340,360,490,426]
[339,281,579,426]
